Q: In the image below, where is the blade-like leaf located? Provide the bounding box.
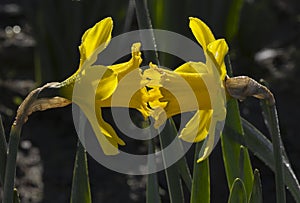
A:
[0,115,7,185]
[228,178,247,203]
[134,0,160,65]
[241,118,300,202]
[159,119,184,203]
[190,142,210,203]
[13,188,20,203]
[225,0,244,42]
[70,141,91,203]
[249,169,263,203]
[146,139,161,203]
[177,153,192,192]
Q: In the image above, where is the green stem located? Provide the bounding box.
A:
[261,102,286,203]
[3,125,21,203]
[2,81,64,202]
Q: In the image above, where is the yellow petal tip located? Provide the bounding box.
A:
[196,158,204,163]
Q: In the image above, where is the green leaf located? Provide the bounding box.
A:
[190,142,210,203]
[134,0,160,65]
[0,115,7,185]
[146,139,161,203]
[159,119,184,203]
[241,118,300,202]
[238,146,246,180]
[177,153,192,192]
[13,188,20,203]
[70,141,91,203]
[228,178,247,203]
[249,169,263,203]
[225,0,244,42]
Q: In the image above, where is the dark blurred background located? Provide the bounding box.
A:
[0,0,299,202]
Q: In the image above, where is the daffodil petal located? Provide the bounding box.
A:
[76,102,124,155]
[203,55,227,121]
[145,62,211,123]
[174,61,208,74]
[79,17,113,67]
[109,43,142,79]
[98,43,149,118]
[95,108,125,146]
[142,63,164,87]
[179,109,212,142]
[189,17,215,50]
[148,87,166,107]
[94,66,118,101]
[99,68,149,118]
[90,108,124,155]
[197,118,223,162]
[71,65,116,102]
[160,62,211,117]
[150,106,167,129]
[207,39,228,80]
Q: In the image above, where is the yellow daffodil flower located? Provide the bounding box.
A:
[143,17,228,162]
[61,17,148,155]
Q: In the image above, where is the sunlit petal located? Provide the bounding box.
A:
[109,43,142,79]
[100,43,149,118]
[79,17,113,67]
[92,66,118,101]
[179,110,212,142]
[189,17,215,50]
[207,39,229,80]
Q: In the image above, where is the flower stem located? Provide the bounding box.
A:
[3,125,21,203]
[261,101,286,203]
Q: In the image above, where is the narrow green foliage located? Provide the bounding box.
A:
[134,0,160,65]
[190,142,210,203]
[159,119,184,203]
[13,188,20,203]
[0,115,7,185]
[70,141,91,203]
[146,140,161,203]
[242,118,300,202]
[239,146,245,180]
[249,169,263,203]
[260,100,286,203]
[177,154,192,192]
[228,178,247,203]
[225,0,244,42]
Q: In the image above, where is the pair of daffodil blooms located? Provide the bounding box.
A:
[61,17,229,162]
